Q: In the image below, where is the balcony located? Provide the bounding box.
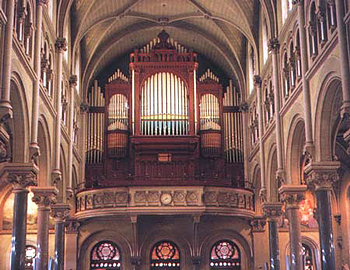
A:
[75,186,254,220]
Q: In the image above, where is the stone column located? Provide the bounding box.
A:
[334,0,350,115]
[263,202,283,270]
[305,161,340,270]
[269,38,285,183]
[52,38,67,185]
[29,0,48,162]
[254,75,267,199]
[0,0,15,121]
[51,203,70,270]
[192,215,201,270]
[31,187,58,270]
[279,185,307,270]
[65,219,80,270]
[5,164,38,270]
[67,75,77,195]
[130,215,141,270]
[293,0,315,154]
[79,102,89,189]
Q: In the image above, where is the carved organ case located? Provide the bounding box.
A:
[85,31,244,188]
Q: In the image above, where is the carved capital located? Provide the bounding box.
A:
[250,216,266,232]
[51,169,62,186]
[80,102,89,113]
[51,203,70,222]
[259,187,267,203]
[55,38,67,52]
[268,38,280,53]
[239,102,249,112]
[253,75,262,87]
[279,185,307,209]
[262,202,283,220]
[30,187,58,209]
[29,142,40,165]
[304,161,341,191]
[5,163,38,189]
[65,218,80,234]
[69,75,78,87]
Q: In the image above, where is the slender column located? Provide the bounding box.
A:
[269,38,285,182]
[29,0,48,163]
[67,75,77,197]
[130,215,141,270]
[65,219,80,270]
[334,0,350,115]
[192,215,201,270]
[31,187,58,270]
[51,203,70,270]
[79,102,89,189]
[279,185,307,270]
[305,161,340,270]
[5,164,38,270]
[263,202,283,270]
[52,38,67,186]
[0,0,15,121]
[293,0,315,154]
[240,102,250,186]
[254,75,267,200]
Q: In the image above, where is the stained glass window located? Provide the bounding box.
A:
[90,241,121,270]
[210,240,241,269]
[302,244,315,270]
[150,241,180,269]
[25,245,37,270]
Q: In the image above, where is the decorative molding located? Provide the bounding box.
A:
[253,75,262,87]
[30,186,58,210]
[304,161,341,191]
[4,163,39,189]
[262,202,283,220]
[278,185,307,209]
[51,203,70,222]
[69,75,78,87]
[65,218,80,234]
[55,38,67,52]
[250,216,266,232]
[268,38,280,53]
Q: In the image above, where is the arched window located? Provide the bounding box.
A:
[150,241,180,270]
[209,240,241,269]
[289,41,296,89]
[25,245,37,270]
[302,243,316,270]
[90,241,121,270]
[283,51,290,98]
[262,17,268,63]
[282,0,294,23]
[309,2,318,58]
[248,45,255,93]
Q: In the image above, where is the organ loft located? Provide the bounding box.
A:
[84,31,245,189]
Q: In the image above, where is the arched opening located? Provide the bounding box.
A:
[209,240,241,270]
[150,240,181,270]
[90,241,122,270]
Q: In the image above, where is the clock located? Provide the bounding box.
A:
[160,193,172,205]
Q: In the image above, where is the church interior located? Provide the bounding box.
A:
[0,0,350,269]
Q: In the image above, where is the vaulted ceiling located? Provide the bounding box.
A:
[70,0,260,95]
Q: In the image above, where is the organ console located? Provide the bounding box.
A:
[84,31,244,188]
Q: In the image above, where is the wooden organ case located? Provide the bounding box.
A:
[85,31,244,188]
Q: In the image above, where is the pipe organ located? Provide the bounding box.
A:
[85,31,244,188]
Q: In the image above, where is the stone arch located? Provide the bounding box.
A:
[10,73,30,163]
[199,229,253,270]
[139,229,192,270]
[78,229,132,270]
[286,115,305,184]
[37,116,51,186]
[266,144,278,201]
[252,164,263,215]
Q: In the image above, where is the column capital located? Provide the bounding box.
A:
[292,0,303,5]
[262,202,283,220]
[55,38,67,53]
[268,38,280,54]
[65,218,80,234]
[30,186,58,210]
[279,184,307,209]
[51,203,70,222]
[69,75,78,87]
[250,216,267,232]
[253,75,262,87]
[304,161,341,190]
[51,169,62,186]
[80,102,89,113]
[239,102,249,112]
[4,163,38,189]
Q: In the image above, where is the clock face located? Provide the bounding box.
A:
[160,193,172,205]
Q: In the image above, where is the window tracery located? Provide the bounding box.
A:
[150,241,180,270]
[90,241,121,270]
[209,240,241,269]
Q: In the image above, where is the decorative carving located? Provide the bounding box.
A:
[80,102,89,113]
[0,139,9,162]
[55,38,67,52]
[239,102,249,112]
[29,143,40,165]
[250,217,266,232]
[253,75,262,87]
[31,187,58,209]
[37,0,49,5]
[259,188,267,203]
[262,202,283,219]
[69,75,78,87]
[51,169,62,186]
[65,218,80,234]
[7,167,38,189]
[305,163,340,191]
[334,214,341,225]
[51,203,70,222]
[279,185,307,209]
[268,38,280,53]
[186,191,199,205]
